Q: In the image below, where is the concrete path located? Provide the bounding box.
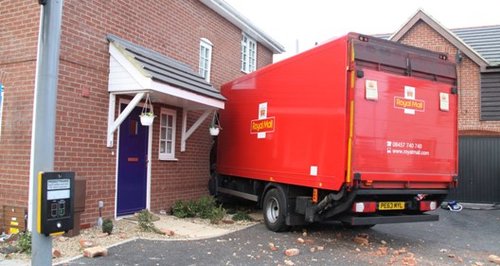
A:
[153,216,241,239]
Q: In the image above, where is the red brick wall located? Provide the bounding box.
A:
[0,0,39,229]
[149,107,213,212]
[0,0,274,227]
[398,21,500,135]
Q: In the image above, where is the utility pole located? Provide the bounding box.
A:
[28,0,64,264]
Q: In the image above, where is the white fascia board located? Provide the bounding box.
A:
[109,43,152,90]
[201,0,285,54]
[151,81,225,109]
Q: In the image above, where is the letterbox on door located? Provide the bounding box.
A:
[37,172,74,236]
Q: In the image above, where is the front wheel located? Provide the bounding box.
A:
[263,188,289,232]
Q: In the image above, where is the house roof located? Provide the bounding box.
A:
[107,34,225,101]
[201,0,285,54]
[452,25,500,66]
[375,24,500,67]
[389,9,489,68]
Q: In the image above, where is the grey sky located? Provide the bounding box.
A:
[224,0,500,60]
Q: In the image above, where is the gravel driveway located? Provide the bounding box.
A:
[67,208,500,265]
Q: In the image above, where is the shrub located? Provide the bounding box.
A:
[232,211,252,221]
[171,196,226,224]
[102,218,114,235]
[197,196,218,219]
[171,200,197,218]
[137,209,164,235]
[208,205,226,224]
[17,231,32,254]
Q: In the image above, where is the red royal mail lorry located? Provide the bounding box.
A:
[211,33,458,231]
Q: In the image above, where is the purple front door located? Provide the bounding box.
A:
[117,104,148,216]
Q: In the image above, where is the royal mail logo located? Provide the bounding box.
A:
[394,97,425,111]
[394,86,425,115]
[251,117,275,134]
[252,102,274,138]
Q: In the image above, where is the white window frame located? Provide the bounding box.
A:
[199,38,213,82]
[241,34,257,73]
[159,108,177,161]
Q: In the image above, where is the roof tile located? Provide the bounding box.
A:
[107,34,226,101]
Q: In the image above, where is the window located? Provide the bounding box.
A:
[0,82,3,137]
[199,38,212,82]
[159,108,177,160]
[241,34,257,73]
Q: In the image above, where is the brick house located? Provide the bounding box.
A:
[380,10,500,203]
[0,0,284,230]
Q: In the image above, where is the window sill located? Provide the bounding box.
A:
[241,69,256,74]
[158,157,178,161]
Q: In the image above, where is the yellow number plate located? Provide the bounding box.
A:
[378,202,405,210]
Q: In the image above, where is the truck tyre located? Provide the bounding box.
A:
[263,188,289,232]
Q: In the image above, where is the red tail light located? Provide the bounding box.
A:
[352,202,376,213]
[420,201,437,211]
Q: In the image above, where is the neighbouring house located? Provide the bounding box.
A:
[377,10,500,203]
[0,0,284,231]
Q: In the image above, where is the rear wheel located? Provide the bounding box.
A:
[263,188,289,232]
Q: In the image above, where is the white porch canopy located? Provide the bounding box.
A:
[106,34,225,151]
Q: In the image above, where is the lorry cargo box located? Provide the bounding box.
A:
[213,33,458,231]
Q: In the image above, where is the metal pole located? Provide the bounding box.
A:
[28,0,64,264]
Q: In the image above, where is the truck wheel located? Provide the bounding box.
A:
[263,188,289,232]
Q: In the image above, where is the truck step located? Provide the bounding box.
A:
[218,187,258,202]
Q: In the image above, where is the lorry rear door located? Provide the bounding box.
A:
[350,36,458,189]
